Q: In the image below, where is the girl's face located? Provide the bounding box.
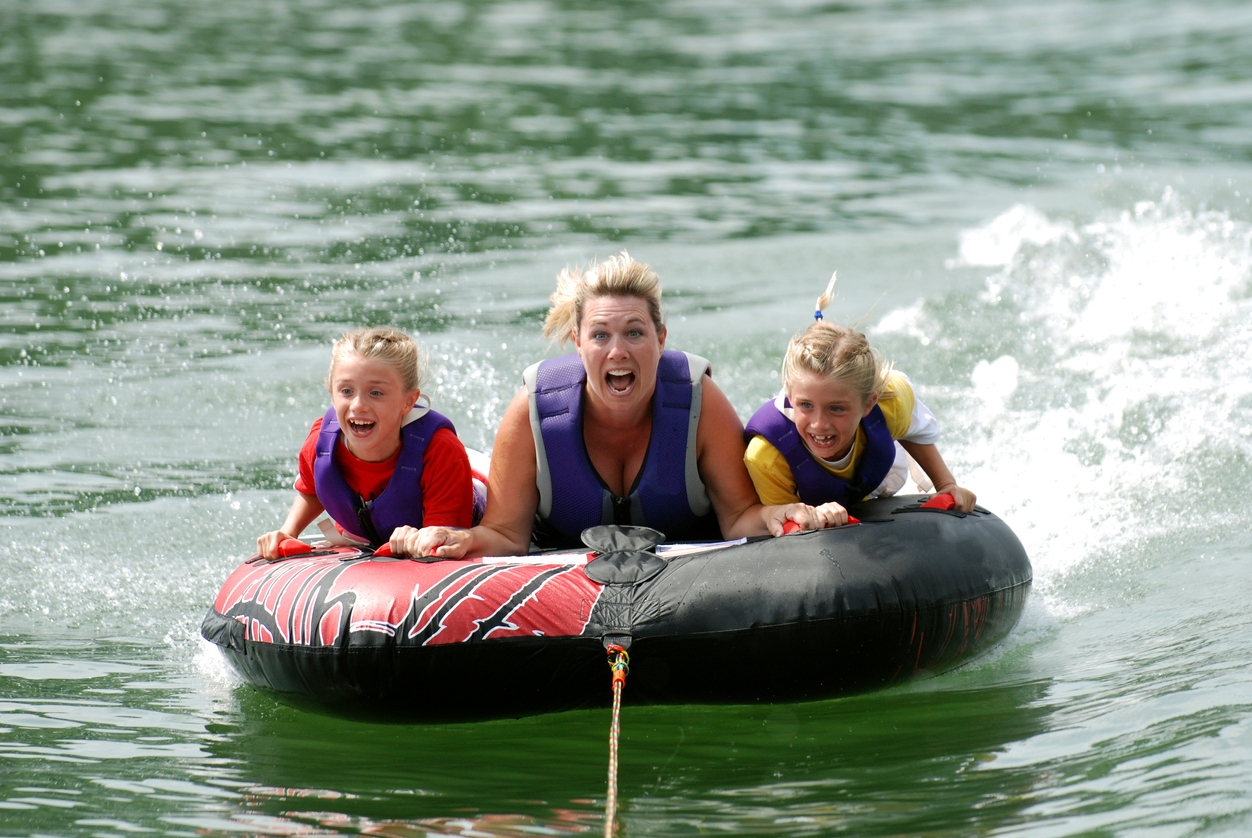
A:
[787,370,877,462]
[573,294,666,416]
[330,354,419,462]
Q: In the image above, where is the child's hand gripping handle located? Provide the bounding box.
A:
[276,538,313,557]
[920,493,957,510]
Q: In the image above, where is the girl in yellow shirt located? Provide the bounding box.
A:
[743,275,977,526]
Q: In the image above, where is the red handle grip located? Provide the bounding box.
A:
[920,493,957,510]
[277,538,313,557]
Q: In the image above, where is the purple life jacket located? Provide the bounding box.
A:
[524,350,716,545]
[313,407,456,546]
[744,395,896,508]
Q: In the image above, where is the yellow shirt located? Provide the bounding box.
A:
[744,372,916,506]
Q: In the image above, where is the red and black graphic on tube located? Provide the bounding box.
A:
[212,553,604,648]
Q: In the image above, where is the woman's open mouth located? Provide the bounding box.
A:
[606,370,636,393]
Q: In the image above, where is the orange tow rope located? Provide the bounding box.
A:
[604,644,630,837]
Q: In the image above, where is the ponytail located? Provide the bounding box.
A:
[781,272,893,404]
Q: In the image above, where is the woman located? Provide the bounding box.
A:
[393,252,833,559]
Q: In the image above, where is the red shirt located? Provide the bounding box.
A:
[294,417,473,529]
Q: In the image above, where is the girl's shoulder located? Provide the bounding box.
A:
[882,370,915,400]
[424,425,469,458]
[298,415,327,458]
[878,372,916,438]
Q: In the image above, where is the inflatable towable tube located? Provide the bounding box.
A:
[202,496,1031,722]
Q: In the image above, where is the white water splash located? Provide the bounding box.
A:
[939,191,1252,616]
[194,636,245,692]
[970,355,1020,425]
[951,203,1073,269]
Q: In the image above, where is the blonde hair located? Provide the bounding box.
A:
[541,251,664,346]
[325,326,425,393]
[781,271,893,404]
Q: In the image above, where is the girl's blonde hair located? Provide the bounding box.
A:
[325,326,425,393]
[542,251,664,346]
[781,272,893,405]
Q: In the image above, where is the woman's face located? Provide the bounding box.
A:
[574,295,666,415]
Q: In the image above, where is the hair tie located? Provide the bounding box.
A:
[814,271,837,321]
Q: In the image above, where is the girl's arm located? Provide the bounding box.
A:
[696,377,830,538]
[898,440,976,512]
[257,492,325,558]
[394,388,539,559]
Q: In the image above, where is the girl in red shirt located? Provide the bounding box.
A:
[256,327,475,559]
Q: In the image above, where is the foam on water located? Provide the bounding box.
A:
[0,493,280,638]
[886,191,1252,618]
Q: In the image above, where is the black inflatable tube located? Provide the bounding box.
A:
[202,496,1031,722]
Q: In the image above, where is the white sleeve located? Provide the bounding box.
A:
[896,372,941,445]
[868,442,911,498]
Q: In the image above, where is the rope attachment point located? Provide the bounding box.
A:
[607,643,630,685]
[603,640,631,837]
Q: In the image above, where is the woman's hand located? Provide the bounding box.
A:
[256,530,294,560]
[936,484,977,512]
[390,525,472,560]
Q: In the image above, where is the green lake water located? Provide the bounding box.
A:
[3,1,1252,835]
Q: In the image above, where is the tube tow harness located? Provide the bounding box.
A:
[581,525,667,837]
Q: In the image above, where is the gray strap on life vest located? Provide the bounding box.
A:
[681,351,712,517]
[523,361,554,519]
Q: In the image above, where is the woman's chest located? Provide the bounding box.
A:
[583,419,652,497]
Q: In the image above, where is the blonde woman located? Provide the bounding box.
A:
[398,252,830,559]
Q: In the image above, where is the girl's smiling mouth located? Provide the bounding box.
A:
[805,431,842,456]
[347,418,377,435]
